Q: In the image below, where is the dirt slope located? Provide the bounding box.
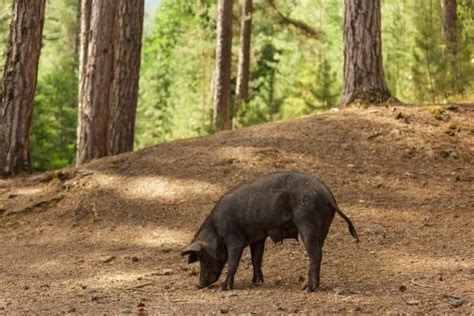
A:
[0,104,473,314]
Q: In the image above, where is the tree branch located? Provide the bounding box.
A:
[267,0,322,39]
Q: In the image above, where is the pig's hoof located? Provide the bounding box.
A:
[220,284,232,291]
[252,276,264,284]
[301,283,317,292]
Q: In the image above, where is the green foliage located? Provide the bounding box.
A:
[136,0,216,147]
[0,0,12,78]
[0,0,472,171]
[135,0,474,147]
[31,55,78,170]
[31,0,80,170]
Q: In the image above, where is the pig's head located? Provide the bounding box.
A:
[181,240,227,288]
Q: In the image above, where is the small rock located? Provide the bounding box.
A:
[220,307,229,314]
[80,284,87,289]
[392,110,404,120]
[100,255,116,263]
[431,107,450,121]
[407,300,421,306]
[274,279,282,285]
[446,104,458,111]
[340,143,349,150]
[23,285,29,290]
[425,150,435,159]
[390,129,401,138]
[297,275,305,283]
[137,302,145,308]
[443,294,464,307]
[399,285,407,292]
[347,164,355,168]
[403,148,415,158]
[40,283,50,289]
[367,130,382,139]
[162,268,173,275]
[334,287,353,295]
[221,292,238,298]
[131,256,139,263]
[449,151,459,159]
[445,129,456,136]
[364,225,385,236]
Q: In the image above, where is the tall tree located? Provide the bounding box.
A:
[236,0,252,103]
[0,0,46,175]
[341,0,393,106]
[440,0,458,55]
[212,0,234,131]
[76,0,117,165]
[109,0,144,155]
[76,0,144,165]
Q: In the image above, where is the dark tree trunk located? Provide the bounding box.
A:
[236,0,252,103]
[341,0,392,106]
[108,0,144,155]
[76,0,117,165]
[212,0,234,131]
[0,0,46,175]
[440,0,458,55]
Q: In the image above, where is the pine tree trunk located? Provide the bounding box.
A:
[236,0,252,103]
[0,0,46,175]
[212,0,234,131]
[341,0,392,106]
[108,0,144,155]
[76,0,117,165]
[440,0,458,55]
[78,0,91,96]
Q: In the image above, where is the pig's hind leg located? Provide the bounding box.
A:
[295,205,335,292]
[250,239,265,284]
[294,219,323,292]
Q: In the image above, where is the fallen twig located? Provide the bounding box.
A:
[410,278,434,288]
[123,282,154,291]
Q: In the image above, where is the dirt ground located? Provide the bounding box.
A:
[0,104,473,314]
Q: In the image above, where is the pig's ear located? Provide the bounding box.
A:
[181,242,203,264]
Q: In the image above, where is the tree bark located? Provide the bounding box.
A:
[76,0,117,165]
[212,0,234,131]
[108,0,144,155]
[341,0,392,106]
[0,0,46,175]
[236,0,252,103]
[440,0,458,55]
[78,0,91,96]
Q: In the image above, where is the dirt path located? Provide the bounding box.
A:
[1,104,473,314]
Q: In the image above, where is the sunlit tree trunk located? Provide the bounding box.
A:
[440,0,458,55]
[212,0,234,131]
[0,0,46,175]
[341,0,392,106]
[236,0,252,103]
[108,0,144,155]
[76,0,117,165]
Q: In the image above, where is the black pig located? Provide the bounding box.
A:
[182,171,359,291]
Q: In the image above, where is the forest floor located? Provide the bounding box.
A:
[0,104,473,314]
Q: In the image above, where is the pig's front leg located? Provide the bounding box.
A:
[250,239,265,284]
[221,241,245,291]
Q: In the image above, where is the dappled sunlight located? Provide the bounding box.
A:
[94,173,221,202]
[133,226,190,247]
[378,248,473,276]
[84,271,147,289]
